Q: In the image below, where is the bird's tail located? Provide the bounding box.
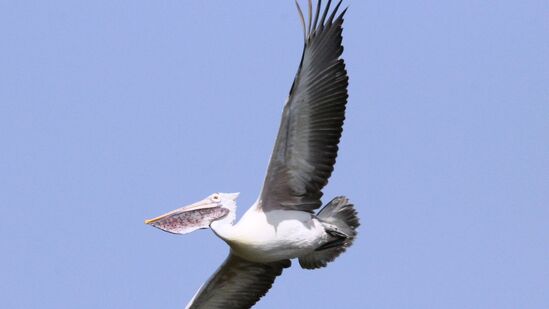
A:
[299,196,360,269]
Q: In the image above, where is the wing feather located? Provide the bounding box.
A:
[260,1,348,212]
[186,254,290,309]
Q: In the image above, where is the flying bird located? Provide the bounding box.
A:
[145,1,358,308]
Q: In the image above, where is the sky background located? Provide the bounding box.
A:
[1,1,547,308]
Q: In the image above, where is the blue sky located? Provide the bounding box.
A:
[1,1,547,308]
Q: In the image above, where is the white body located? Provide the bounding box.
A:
[211,202,329,263]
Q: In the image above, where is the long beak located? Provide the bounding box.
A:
[145,198,228,235]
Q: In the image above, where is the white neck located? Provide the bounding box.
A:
[210,209,237,242]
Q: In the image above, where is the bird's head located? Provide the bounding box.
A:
[145,192,239,235]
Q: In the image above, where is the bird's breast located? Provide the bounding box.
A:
[226,209,328,263]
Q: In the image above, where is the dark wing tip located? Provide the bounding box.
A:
[297,0,346,42]
[295,0,307,42]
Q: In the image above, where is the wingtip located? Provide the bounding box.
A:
[295,0,307,42]
[340,6,349,18]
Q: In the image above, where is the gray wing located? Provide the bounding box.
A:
[186,254,291,309]
[260,0,349,212]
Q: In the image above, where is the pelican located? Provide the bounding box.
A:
[145,1,359,308]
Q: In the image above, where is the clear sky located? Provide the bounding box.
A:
[1,1,547,308]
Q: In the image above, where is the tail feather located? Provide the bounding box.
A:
[299,196,360,269]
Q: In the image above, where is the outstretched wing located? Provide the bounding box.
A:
[186,254,290,309]
[260,0,349,212]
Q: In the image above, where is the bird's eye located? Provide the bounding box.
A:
[212,194,220,201]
